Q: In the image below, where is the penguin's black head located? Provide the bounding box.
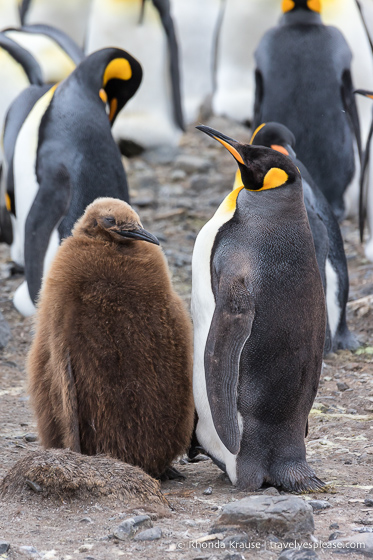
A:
[77,48,143,125]
[73,197,159,246]
[282,0,321,12]
[197,125,301,192]
[250,122,296,158]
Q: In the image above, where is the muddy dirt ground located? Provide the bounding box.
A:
[0,117,372,560]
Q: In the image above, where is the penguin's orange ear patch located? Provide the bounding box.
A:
[282,0,295,12]
[99,88,108,103]
[109,98,118,122]
[103,58,132,86]
[262,168,288,191]
[271,144,289,156]
[307,0,321,12]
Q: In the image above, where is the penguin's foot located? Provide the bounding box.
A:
[334,327,360,351]
[117,139,144,158]
[159,466,186,481]
[269,461,325,493]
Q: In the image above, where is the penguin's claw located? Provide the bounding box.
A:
[159,466,186,481]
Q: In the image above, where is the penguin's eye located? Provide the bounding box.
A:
[103,216,116,227]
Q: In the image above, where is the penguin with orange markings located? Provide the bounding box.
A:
[249,122,357,352]
[2,48,142,317]
[254,0,361,220]
[192,124,326,492]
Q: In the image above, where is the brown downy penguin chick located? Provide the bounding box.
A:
[27,197,194,479]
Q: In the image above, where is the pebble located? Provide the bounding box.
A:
[143,146,179,165]
[263,487,280,496]
[212,496,314,540]
[18,545,39,557]
[0,311,11,349]
[80,517,93,524]
[203,487,213,495]
[175,154,211,174]
[113,515,152,540]
[171,169,187,181]
[133,527,162,541]
[329,523,339,529]
[365,498,373,507]
[189,174,210,190]
[278,550,320,559]
[337,382,350,392]
[221,534,248,547]
[26,480,42,493]
[0,542,10,554]
[329,531,344,540]
[24,433,38,443]
[332,532,373,554]
[223,554,245,560]
[307,500,331,511]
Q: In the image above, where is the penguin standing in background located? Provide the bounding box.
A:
[249,122,357,351]
[355,90,373,262]
[19,0,91,47]
[171,0,222,124]
[4,24,84,84]
[85,0,184,153]
[254,0,361,221]
[0,0,19,29]
[28,197,194,479]
[192,125,326,492]
[213,0,280,124]
[3,48,142,317]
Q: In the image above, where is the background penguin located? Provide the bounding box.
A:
[249,122,357,351]
[0,0,19,29]
[3,24,84,84]
[85,0,184,153]
[212,0,280,125]
[3,47,142,317]
[27,197,194,479]
[19,0,91,47]
[171,0,222,124]
[192,125,326,492]
[355,90,373,262]
[253,0,361,221]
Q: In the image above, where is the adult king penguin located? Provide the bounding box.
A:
[254,0,361,220]
[3,48,142,317]
[192,125,326,492]
[86,0,184,152]
[250,122,357,351]
[27,198,194,478]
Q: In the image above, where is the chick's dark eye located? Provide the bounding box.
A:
[104,216,116,226]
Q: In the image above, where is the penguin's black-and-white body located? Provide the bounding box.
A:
[4,24,84,84]
[355,90,373,262]
[3,48,142,316]
[171,0,222,124]
[192,125,326,492]
[254,0,361,220]
[19,0,91,47]
[85,0,184,151]
[249,122,357,351]
[212,0,280,124]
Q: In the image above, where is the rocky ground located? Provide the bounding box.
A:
[0,117,372,560]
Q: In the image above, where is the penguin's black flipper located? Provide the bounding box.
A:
[0,32,43,86]
[152,0,185,131]
[341,69,362,158]
[18,24,85,65]
[24,164,71,304]
[19,0,31,26]
[205,276,255,455]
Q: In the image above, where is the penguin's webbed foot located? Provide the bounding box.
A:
[159,466,186,481]
[334,328,360,351]
[270,461,325,494]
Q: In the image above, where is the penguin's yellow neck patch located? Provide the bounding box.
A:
[249,123,266,144]
[103,58,132,86]
[99,88,108,103]
[109,98,118,121]
[216,186,244,217]
[307,0,321,11]
[5,193,11,213]
[282,0,295,12]
[233,169,243,190]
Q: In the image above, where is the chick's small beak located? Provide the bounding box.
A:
[117,227,160,245]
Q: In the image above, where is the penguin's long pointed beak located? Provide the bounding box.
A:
[117,227,160,245]
[354,89,373,99]
[196,125,245,165]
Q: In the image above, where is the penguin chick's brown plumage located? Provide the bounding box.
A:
[27,197,194,478]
